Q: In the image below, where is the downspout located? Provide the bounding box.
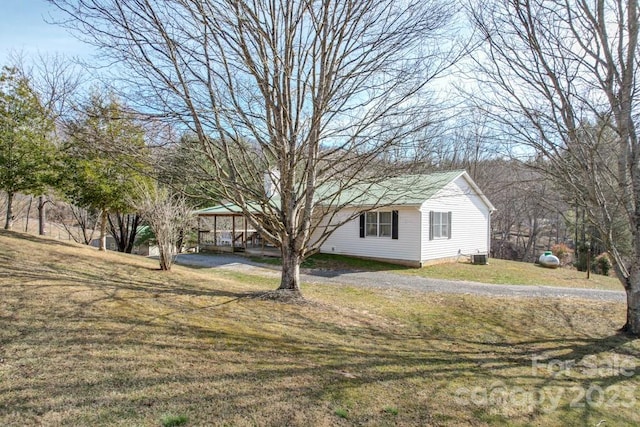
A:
[419,205,424,266]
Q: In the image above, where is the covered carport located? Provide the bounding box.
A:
[194,203,279,256]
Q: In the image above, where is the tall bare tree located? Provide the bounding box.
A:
[469,0,640,334]
[50,0,460,294]
[10,52,84,126]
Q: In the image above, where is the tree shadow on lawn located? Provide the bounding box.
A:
[4,297,638,425]
[246,252,412,275]
[304,268,363,278]
[2,242,639,424]
[0,228,89,249]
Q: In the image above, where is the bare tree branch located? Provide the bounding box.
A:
[49,0,461,293]
[468,0,640,334]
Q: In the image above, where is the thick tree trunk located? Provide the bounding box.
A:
[158,243,172,271]
[279,243,301,293]
[4,192,14,230]
[622,286,640,334]
[125,214,141,253]
[99,209,107,251]
[621,262,640,335]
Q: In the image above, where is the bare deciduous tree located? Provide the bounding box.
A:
[469,0,640,335]
[50,0,460,294]
[107,212,142,254]
[134,183,194,271]
[48,201,99,244]
[10,52,84,126]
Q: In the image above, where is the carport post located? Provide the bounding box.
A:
[244,218,248,249]
[197,217,201,252]
[232,215,236,251]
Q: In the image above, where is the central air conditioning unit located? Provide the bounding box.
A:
[471,254,488,265]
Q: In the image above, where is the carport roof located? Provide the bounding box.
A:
[194,201,269,216]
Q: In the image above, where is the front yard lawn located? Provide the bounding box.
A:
[1,230,637,426]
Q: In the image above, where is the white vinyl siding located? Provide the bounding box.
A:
[421,175,491,262]
[314,207,421,262]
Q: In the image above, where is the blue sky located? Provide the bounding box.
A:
[0,0,92,64]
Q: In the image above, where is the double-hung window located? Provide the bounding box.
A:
[360,211,398,239]
[366,211,392,237]
[378,212,392,237]
[430,211,451,239]
[366,212,378,236]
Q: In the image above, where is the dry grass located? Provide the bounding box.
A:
[277,253,624,291]
[406,258,624,290]
[1,230,639,426]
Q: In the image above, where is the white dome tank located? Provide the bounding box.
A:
[539,251,560,268]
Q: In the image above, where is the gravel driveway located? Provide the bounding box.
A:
[175,253,626,302]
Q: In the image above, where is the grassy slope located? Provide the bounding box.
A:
[1,230,639,426]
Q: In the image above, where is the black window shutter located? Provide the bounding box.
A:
[447,211,452,239]
[392,210,399,239]
[429,211,434,240]
[359,213,365,238]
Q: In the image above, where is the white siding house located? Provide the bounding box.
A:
[314,170,495,266]
[195,170,495,267]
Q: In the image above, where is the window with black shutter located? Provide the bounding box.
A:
[359,211,397,238]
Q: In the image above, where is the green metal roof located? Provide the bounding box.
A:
[194,201,268,215]
[318,170,466,207]
[194,170,494,215]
